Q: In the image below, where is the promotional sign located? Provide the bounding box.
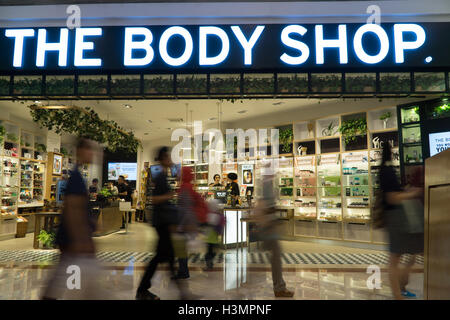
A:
[0,22,449,73]
[241,164,254,186]
[108,162,137,180]
[429,131,450,157]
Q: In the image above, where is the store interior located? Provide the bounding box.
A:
[0,93,447,252]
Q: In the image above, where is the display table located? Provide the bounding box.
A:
[33,211,61,249]
[93,201,122,237]
[222,207,252,249]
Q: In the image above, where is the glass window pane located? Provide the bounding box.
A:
[277,73,308,93]
[380,73,410,92]
[311,73,341,93]
[111,75,140,95]
[176,74,207,94]
[414,72,445,92]
[244,74,274,94]
[78,75,108,95]
[46,75,74,95]
[144,74,173,94]
[345,73,376,93]
[14,76,42,95]
[210,74,240,94]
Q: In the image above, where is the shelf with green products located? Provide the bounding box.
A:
[341,151,371,222]
[317,153,342,222]
[294,155,317,220]
[276,157,294,209]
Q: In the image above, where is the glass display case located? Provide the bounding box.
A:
[317,154,342,222]
[342,151,370,222]
[294,156,317,220]
[276,157,294,208]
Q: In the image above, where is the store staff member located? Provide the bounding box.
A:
[209,174,224,189]
[89,178,99,197]
[118,175,132,228]
[226,172,240,206]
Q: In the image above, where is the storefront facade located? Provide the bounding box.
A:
[0,1,449,248]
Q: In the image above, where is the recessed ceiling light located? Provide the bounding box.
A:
[273,102,284,106]
[147,120,152,123]
[144,133,149,135]
[124,104,132,109]
[34,100,41,104]
[166,128,172,130]
[237,110,247,114]
[208,117,217,121]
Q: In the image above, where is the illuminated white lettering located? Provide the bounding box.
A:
[353,24,389,64]
[280,25,310,65]
[159,26,193,66]
[74,28,102,67]
[315,24,348,64]
[394,24,426,63]
[231,26,265,65]
[199,26,230,66]
[124,27,154,66]
[36,28,69,67]
[5,29,35,68]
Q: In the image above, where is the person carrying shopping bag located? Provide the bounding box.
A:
[379,142,424,300]
[172,166,203,279]
[203,199,225,271]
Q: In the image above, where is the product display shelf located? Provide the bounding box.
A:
[294,155,317,221]
[341,151,371,223]
[276,157,294,209]
[317,154,342,223]
[0,153,19,239]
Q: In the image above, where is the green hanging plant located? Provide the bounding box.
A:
[60,147,68,157]
[0,124,6,143]
[29,105,141,153]
[338,118,367,145]
[279,127,293,153]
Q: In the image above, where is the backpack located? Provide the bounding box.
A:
[371,188,385,229]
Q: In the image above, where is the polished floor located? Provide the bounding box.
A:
[0,222,424,300]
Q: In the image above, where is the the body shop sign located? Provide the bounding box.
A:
[0,22,449,72]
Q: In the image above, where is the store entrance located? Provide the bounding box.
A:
[1,94,444,255]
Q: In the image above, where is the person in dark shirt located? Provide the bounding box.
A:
[118,175,132,227]
[136,146,183,300]
[225,172,240,206]
[379,141,423,300]
[89,178,99,200]
[42,138,101,299]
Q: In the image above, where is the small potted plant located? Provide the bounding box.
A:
[322,122,337,137]
[37,230,56,249]
[379,112,392,129]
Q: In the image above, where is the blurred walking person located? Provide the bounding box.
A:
[136,147,183,300]
[171,166,200,279]
[379,142,424,300]
[203,199,224,271]
[253,160,294,298]
[41,138,104,300]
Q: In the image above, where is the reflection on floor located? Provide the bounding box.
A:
[0,260,423,300]
[0,223,423,300]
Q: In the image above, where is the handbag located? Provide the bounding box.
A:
[401,199,424,234]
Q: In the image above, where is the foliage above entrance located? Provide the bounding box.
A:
[29,105,140,153]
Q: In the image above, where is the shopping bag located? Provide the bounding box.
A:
[171,233,188,259]
[401,199,424,234]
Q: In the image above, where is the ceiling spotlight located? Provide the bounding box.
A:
[237,110,247,114]
[209,117,217,121]
[34,100,41,104]
[272,102,284,106]
[124,104,132,109]
[144,133,149,136]
[147,120,152,123]
[166,128,172,130]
